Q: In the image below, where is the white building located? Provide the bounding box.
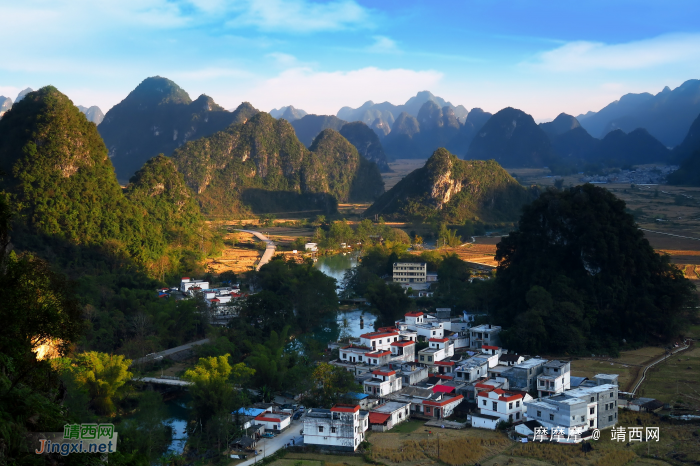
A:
[469,324,501,349]
[180,277,209,293]
[537,360,571,398]
[364,369,403,397]
[417,337,454,365]
[474,389,531,428]
[254,411,291,431]
[359,330,400,352]
[368,402,411,432]
[455,357,490,383]
[303,405,369,452]
[392,262,427,284]
[305,243,318,252]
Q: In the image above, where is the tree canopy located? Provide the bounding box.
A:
[492,184,697,354]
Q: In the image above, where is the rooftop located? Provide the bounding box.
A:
[544,360,569,368]
[515,358,548,370]
[373,401,410,413]
[360,331,399,340]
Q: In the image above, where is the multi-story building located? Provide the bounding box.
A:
[472,389,532,429]
[565,382,619,430]
[303,405,369,451]
[392,262,427,284]
[359,330,400,351]
[417,338,454,365]
[363,369,403,397]
[385,387,464,420]
[502,358,548,392]
[469,324,501,349]
[180,277,209,292]
[455,357,490,383]
[537,360,571,398]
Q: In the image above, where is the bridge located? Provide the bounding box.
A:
[134,376,193,387]
[130,338,210,367]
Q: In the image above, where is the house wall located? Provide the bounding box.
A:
[471,415,499,430]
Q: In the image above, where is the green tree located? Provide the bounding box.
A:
[71,352,133,415]
[183,354,254,425]
[367,281,414,328]
[306,363,362,407]
[493,184,697,353]
[245,327,290,391]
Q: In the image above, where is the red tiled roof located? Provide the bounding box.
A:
[434,361,455,366]
[475,383,494,389]
[493,388,506,395]
[391,341,415,347]
[182,277,190,280]
[360,332,399,340]
[423,395,464,407]
[331,405,360,413]
[432,385,455,394]
[372,370,396,377]
[429,338,449,343]
[210,298,220,302]
[255,416,281,422]
[477,391,490,398]
[368,412,391,424]
[434,374,453,380]
[482,345,499,350]
[499,394,523,402]
[365,351,391,357]
[405,312,424,317]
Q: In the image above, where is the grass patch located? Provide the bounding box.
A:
[381,420,423,434]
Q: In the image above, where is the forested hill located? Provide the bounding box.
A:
[171,112,385,215]
[98,76,248,183]
[364,148,535,223]
[0,86,205,273]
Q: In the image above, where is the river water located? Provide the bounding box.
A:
[160,253,367,454]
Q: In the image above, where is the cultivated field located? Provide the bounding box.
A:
[205,231,262,274]
[570,347,667,392]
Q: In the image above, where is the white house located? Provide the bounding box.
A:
[368,402,411,432]
[305,243,318,252]
[417,338,454,365]
[474,389,531,428]
[254,411,291,431]
[364,369,403,397]
[455,357,490,383]
[537,360,571,398]
[392,262,427,284]
[469,324,501,350]
[303,405,369,452]
[359,331,400,352]
[180,277,209,293]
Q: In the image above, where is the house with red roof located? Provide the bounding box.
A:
[368,401,411,432]
[363,369,402,397]
[472,388,532,429]
[417,337,454,366]
[254,411,291,432]
[359,331,400,352]
[303,404,369,451]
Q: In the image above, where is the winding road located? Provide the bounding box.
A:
[236,230,276,271]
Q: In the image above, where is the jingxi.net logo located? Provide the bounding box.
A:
[34,424,118,456]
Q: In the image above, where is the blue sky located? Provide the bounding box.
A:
[2,0,700,121]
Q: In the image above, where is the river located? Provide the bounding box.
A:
[161,253,368,454]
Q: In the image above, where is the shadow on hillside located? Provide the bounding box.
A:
[240,188,338,215]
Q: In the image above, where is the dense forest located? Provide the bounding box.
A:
[492,184,698,354]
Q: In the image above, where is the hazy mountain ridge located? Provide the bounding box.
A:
[291,114,347,147]
[98,76,246,182]
[77,105,105,125]
[270,105,308,121]
[576,79,700,146]
[364,148,534,223]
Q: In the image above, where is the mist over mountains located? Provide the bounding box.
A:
[577,79,700,147]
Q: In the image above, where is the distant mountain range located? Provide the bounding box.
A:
[0,96,11,118]
[364,148,535,223]
[270,105,308,122]
[667,113,700,185]
[577,79,700,147]
[76,105,105,125]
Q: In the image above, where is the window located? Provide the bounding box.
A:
[572,416,575,420]
[483,400,487,406]
[342,353,346,359]
[608,415,613,422]
[590,397,594,402]
[428,356,433,362]
[420,356,424,361]
[516,401,520,408]
[331,427,336,433]
[379,340,382,344]
[374,359,377,364]
[590,407,595,415]
[539,380,544,386]
[359,356,363,361]
[610,391,614,397]
[509,402,513,409]
[581,416,585,422]
[537,410,541,417]
[492,402,497,411]
[549,414,554,421]
[516,413,520,420]
[589,420,594,427]
[318,426,324,433]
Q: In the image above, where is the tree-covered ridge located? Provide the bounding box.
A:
[365,148,534,223]
[99,76,248,182]
[339,121,390,172]
[0,86,206,273]
[492,184,697,354]
[171,112,384,215]
[125,154,205,252]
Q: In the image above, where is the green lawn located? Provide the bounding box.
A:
[383,419,424,434]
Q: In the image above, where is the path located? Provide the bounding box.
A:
[639,228,700,241]
[236,230,276,271]
[131,338,210,366]
[237,416,305,466]
[629,341,692,395]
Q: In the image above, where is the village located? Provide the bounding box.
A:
[157,259,691,466]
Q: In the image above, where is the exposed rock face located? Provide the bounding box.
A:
[364,148,534,222]
[77,105,105,125]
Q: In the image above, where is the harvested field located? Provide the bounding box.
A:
[410,243,499,268]
[206,231,262,274]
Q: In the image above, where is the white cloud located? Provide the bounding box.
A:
[225,0,372,33]
[266,53,299,66]
[367,36,399,54]
[236,67,443,115]
[529,33,700,72]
